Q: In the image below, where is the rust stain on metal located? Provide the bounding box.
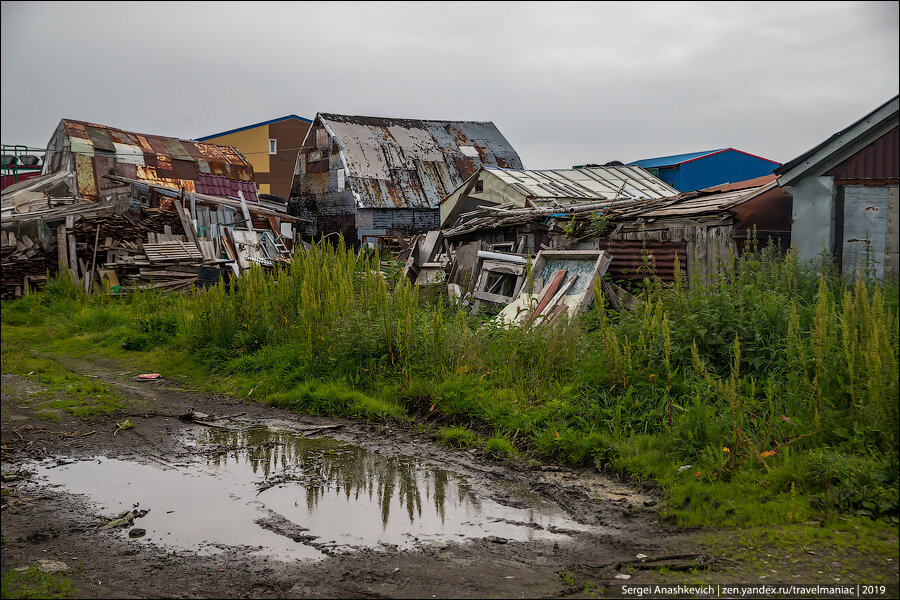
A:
[74,153,98,198]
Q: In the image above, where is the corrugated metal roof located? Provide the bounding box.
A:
[626,182,775,218]
[49,119,257,201]
[630,149,725,169]
[316,113,524,209]
[484,165,678,201]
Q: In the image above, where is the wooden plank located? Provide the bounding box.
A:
[57,225,68,275]
[237,191,254,232]
[473,290,516,304]
[98,269,120,288]
[528,270,568,323]
[86,223,101,293]
[67,234,79,283]
[174,201,201,249]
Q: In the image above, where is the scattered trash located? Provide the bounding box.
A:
[178,411,210,422]
[101,508,148,529]
[614,573,631,580]
[677,465,692,472]
[1,469,29,482]
[137,373,161,380]
[128,528,146,538]
[114,419,135,436]
[636,553,648,560]
[485,536,509,544]
[102,510,135,529]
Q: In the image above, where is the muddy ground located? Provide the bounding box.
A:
[2,354,897,599]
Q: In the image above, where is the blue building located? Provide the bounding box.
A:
[630,148,781,192]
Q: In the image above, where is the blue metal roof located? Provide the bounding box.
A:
[194,114,312,141]
[630,149,725,169]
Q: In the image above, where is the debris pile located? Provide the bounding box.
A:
[1,173,301,299]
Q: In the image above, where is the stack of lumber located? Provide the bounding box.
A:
[0,230,53,299]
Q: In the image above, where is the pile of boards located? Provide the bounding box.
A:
[1,175,299,299]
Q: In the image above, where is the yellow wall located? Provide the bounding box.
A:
[202,125,270,177]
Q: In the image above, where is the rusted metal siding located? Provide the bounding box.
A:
[596,239,687,282]
[825,126,899,182]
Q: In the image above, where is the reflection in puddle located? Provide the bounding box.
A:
[32,424,586,561]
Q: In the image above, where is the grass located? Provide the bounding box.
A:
[1,331,124,420]
[436,426,478,448]
[0,568,76,599]
[1,240,897,534]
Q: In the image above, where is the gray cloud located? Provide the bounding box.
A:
[2,1,897,169]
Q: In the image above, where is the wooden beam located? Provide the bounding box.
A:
[86,223,101,294]
[57,225,68,275]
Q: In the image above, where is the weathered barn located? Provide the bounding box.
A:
[629,148,781,192]
[288,113,523,242]
[440,165,678,229]
[41,119,258,203]
[775,95,899,280]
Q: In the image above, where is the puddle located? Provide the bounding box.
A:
[30,424,587,561]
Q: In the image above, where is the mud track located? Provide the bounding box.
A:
[1,355,685,599]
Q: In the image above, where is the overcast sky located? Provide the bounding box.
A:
[1,1,898,170]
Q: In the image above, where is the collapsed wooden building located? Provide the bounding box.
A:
[427,174,792,311]
[1,120,299,299]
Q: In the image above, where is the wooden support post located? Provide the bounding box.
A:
[57,225,69,276]
[67,233,79,284]
[86,223,101,294]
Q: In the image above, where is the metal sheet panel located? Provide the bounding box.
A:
[826,126,899,181]
[74,153,97,198]
[596,239,687,282]
[886,187,899,280]
[842,185,891,279]
[791,176,836,263]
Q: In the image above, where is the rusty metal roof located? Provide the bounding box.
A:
[315,113,524,209]
[46,119,257,201]
[622,181,778,219]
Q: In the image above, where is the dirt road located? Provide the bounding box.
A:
[3,353,897,599]
[1,355,683,599]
